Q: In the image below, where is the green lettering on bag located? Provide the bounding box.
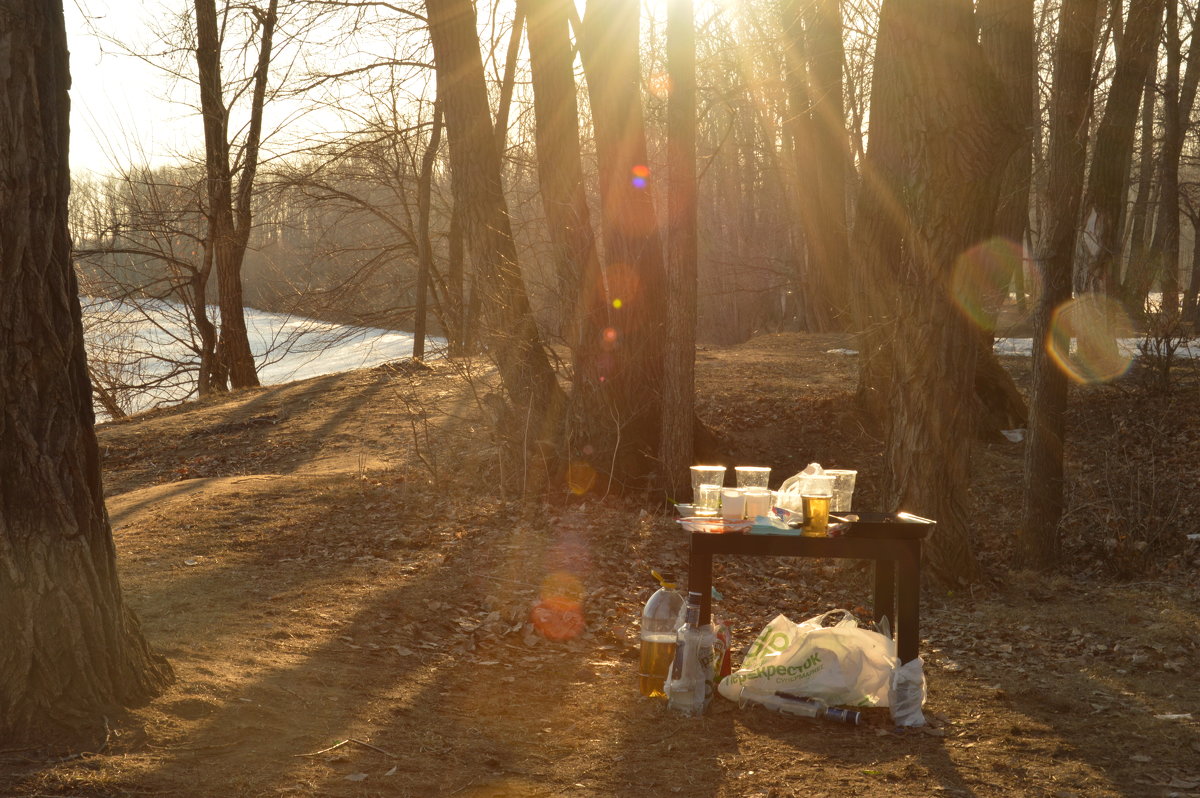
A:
[727,651,823,686]
[745,629,791,661]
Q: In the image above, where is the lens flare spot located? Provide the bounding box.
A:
[951,237,1027,331]
[646,72,673,99]
[603,327,619,343]
[630,164,650,190]
[1046,293,1135,384]
[566,461,597,495]
[530,571,585,641]
[612,298,623,309]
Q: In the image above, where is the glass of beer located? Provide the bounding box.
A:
[800,475,834,537]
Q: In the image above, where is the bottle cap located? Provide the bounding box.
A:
[652,569,677,587]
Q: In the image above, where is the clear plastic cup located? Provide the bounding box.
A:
[695,484,722,517]
[690,465,726,506]
[826,469,857,513]
[734,466,771,490]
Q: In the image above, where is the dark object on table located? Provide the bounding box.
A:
[840,511,936,539]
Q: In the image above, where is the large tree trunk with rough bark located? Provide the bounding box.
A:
[855,0,1020,585]
[576,0,669,487]
[0,1,173,742]
[1017,0,1101,570]
[424,0,565,444]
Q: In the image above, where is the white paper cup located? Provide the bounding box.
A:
[720,488,745,520]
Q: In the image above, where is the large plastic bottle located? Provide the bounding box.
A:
[665,591,715,716]
[638,571,685,698]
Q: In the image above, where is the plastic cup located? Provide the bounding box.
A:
[744,488,772,519]
[735,466,771,490]
[720,488,745,520]
[799,475,834,537]
[695,484,722,517]
[826,469,857,513]
[690,465,726,505]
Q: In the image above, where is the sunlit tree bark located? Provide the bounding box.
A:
[0,1,173,741]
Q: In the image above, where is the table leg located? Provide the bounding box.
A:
[873,558,895,633]
[687,534,714,626]
[896,541,921,664]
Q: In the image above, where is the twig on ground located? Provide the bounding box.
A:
[294,738,398,758]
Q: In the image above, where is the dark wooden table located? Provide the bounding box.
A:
[686,514,933,664]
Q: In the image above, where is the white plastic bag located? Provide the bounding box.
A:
[719,610,898,708]
[889,656,927,727]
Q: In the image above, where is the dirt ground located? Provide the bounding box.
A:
[2,333,1199,797]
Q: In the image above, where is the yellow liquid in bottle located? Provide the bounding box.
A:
[638,634,679,697]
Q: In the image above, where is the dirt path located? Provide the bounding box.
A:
[2,336,1198,797]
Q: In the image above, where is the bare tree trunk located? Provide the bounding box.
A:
[980,0,1034,298]
[1144,0,1200,316]
[805,0,851,327]
[856,0,1020,585]
[576,0,669,485]
[1123,73,1160,309]
[0,1,173,741]
[413,103,443,362]
[778,0,832,332]
[1017,0,1100,570]
[976,0,1034,436]
[660,0,698,501]
[523,0,600,349]
[492,6,525,152]
[447,203,467,356]
[194,0,276,390]
[424,0,565,437]
[1077,0,1164,295]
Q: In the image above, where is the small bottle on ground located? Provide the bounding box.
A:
[665,591,715,716]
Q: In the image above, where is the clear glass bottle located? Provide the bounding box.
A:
[638,571,685,698]
[665,591,715,716]
[753,692,861,725]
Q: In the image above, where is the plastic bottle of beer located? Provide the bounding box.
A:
[665,591,714,716]
[638,571,685,698]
